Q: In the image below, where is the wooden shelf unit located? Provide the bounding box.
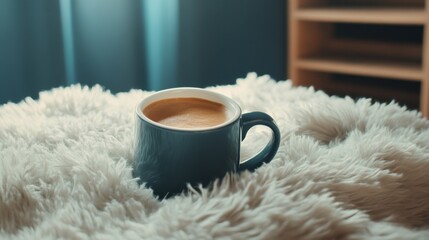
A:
[289,0,429,118]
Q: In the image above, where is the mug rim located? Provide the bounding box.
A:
[135,87,242,132]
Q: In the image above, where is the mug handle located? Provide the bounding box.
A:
[238,112,281,172]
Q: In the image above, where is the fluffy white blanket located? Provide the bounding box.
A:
[1,73,429,239]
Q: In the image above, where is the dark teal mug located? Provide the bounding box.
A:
[133,88,280,198]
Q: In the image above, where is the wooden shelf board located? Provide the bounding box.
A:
[296,8,426,25]
[297,56,423,81]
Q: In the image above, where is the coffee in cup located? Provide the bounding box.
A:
[143,98,228,129]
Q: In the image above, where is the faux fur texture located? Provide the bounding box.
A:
[1,73,429,239]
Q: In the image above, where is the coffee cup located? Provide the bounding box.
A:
[133,88,280,198]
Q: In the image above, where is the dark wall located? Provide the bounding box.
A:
[176,0,287,88]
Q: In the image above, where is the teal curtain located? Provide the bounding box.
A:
[0,0,285,104]
[0,0,155,104]
[143,0,179,90]
[0,1,65,103]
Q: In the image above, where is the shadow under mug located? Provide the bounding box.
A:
[133,88,280,198]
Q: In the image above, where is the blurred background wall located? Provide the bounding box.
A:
[0,0,286,104]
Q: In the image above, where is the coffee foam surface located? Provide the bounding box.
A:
[143,98,228,129]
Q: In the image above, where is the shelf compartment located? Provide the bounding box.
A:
[333,24,423,45]
[294,70,420,110]
[326,38,423,62]
[296,8,426,25]
[326,73,420,110]
[297,55,422,81]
